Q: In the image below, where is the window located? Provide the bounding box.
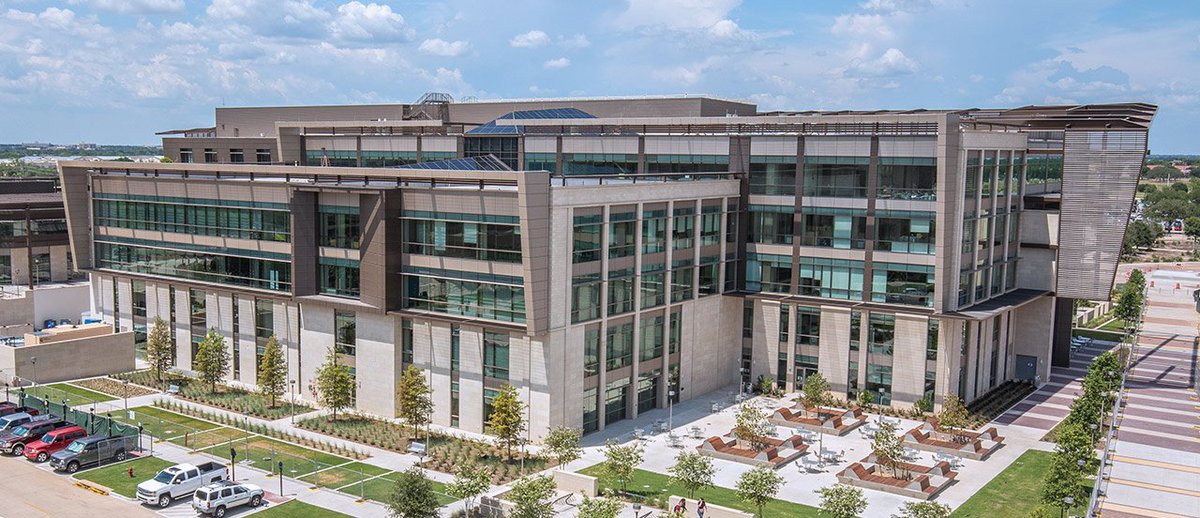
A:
[803,156,869,197]
[700,209,721,246]
[668,311,681,355]
[203,149,217,163]
[605,322,633,371]
[451,382,460,427]
[93,195,290,241]
[189,289,206,328]
[607,270,635,316]
[745,253,791,294]
[642,211,667,254]
[865,364,893,405]
[742,300,754,339]
[572,214,602,263]
[32,253,50,284]
[0,255,11,284]
[639,315,664,362]
[451,325,460,372]
[319,210,360,249]
[562,153,638,175]
[672,208,694,250]
[465,136,518,169]
[319,259,360,298]
[96,242,291,292]
[255,299,273,339]
[229,149,244,163]
[404,272,526,323]
[749,156,796,196]
[748,206,793,245]
[795,307,820,346]
[850,310,862,351]
[868,314,895,355]
[584,328,600,377]
[872,263,934,307]
[698,263,718,296]
[645,154,728,175]
[877,157,936,200]
[670,267,694,302]
[179,148,193,163]
[609,218,636,259]
[483,331,509,380]
[334,311,355,356]
[401,319,414,365]
[800,208,867,249]
[232,294,241,379]
[640,267,666,309]
[637,371,660,413]
[131,280,146,318]
[604,377,629,425]
[582,387,599,433]
[571,274,602,323]
[255,149,271,163]
[404,214,521,263]
[779,305,790,343]
[927,318,940,361]
[875,211,935,254]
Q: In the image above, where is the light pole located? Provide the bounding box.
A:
[1089,423,1098,445]
[289,380,296,424]
[1062,496,1074,518]
[668,389,675,434]
[123,380,130,411]
[29,356,36,387]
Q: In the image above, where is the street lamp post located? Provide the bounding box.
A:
[123,380,130,411]
[30,356,36,387]
[289,380,296,424]
[668,389,675,433]
[1062,496,1074,518]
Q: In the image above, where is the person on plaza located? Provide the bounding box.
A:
[674,498,688,514]
[696,498,707,518]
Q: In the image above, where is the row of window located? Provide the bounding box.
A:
[179,148,271,164]
[94,199,290,242]
[749,156,937,200]
[0,254,51,285]
[570,264,721,323]
[0,218,67,238]
[404,219,521,263]
[749,207,935,254]
[404,274,526,323]
[304,150,457,167]
[572,208,725,264]
[96,242,291,292]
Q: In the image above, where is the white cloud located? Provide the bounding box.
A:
[558,33,591,48]
[846,47,918,77]
[328,2,414,42]
[831,13,893,38]
[71,0,185,15]
[206,0,330,39]
[419,38,470,57]
[543,57,570,69]
[617,0,740,30]
[510,30,550,48]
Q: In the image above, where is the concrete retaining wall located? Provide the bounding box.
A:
[1074,301,1112,327]
[552,470,598,497]
[1,330,134,383]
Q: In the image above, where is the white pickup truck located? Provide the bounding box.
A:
[136,461,228,508]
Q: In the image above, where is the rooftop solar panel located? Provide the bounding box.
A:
[466,108,596,134]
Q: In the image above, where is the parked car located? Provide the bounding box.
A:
[0,402,15,413]
[191,481,264,517]
[0,406,40,418]
[0,418,66,456]
[24,425,86,462]
[0,412,52,434]
[137,462,228,508]
[49,435,135,473]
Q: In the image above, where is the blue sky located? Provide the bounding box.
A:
[0,0,1196,152]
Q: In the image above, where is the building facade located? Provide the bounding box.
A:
[59,98,1154,440]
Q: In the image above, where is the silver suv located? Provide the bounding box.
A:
[191,481,263,517]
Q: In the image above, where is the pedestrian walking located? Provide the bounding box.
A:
[697,498,707,518]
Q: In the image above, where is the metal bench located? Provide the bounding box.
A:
[166,384,180,395]
[407,441,426,456]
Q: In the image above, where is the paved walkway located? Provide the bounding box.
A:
[1096,268,1199,518]
[992,340,1118,437]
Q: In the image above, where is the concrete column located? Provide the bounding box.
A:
[237,296,257,386]
[458,325,484,433]
[891,314,930,406]
[818,307,851,395]
[355,312,399,417]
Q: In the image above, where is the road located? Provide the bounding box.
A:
[0,456,158,518]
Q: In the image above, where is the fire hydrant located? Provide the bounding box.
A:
[127,467,134,478]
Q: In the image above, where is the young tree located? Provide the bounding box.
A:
[487,383,525,462]
[1053,421,1097,473]
[892,501,951,518]
[508,475,555,518]
[1127,269,1147,292]
[601,439,644,495]
[576,491,624,518]
[1184,216,1200,243]
[736,465,783,518]
[801,371,832,415]
[395,365,433,438]
[193,328,230,393]
[733,402,770,450]
[815,484,868,518]
[1112,285,1142,328]
[257,335,287,408]
[936,393,969,442]
[388,466,440,518]
[856,389,873,410]
[1040,454,1087,514]
[667,451,715,498]
[145,317,173,386]
[315,346,355,421]
[543,426,582,469]
[447,465,491,517]
[871,420,907,479]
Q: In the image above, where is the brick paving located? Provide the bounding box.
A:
[991,341,1114,432]
[1095,267,1199,518]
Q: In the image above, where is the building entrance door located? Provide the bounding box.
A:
[1015,354,1037,381]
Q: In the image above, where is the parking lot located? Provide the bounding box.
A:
[0,452,159,518]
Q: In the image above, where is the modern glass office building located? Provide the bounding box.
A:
[60,97,1155,439]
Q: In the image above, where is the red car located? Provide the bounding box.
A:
[24,426,86,462]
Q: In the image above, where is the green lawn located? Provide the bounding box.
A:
[253,500,352,518]
[169,425,244,450]
[299,461,390,490]
[21,383,117,404]
[204,436,349,477]
[105,405,219,440]
[353,471,456,506]
[1072,328,1125,342]
[75,455,174,498]
[579,464,821,518]
[951,450,1089,517]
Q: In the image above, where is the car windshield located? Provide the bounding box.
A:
[153,471,176,484]
[40,433,54,443]
[66,441,85,453]
[11,426,29,437]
